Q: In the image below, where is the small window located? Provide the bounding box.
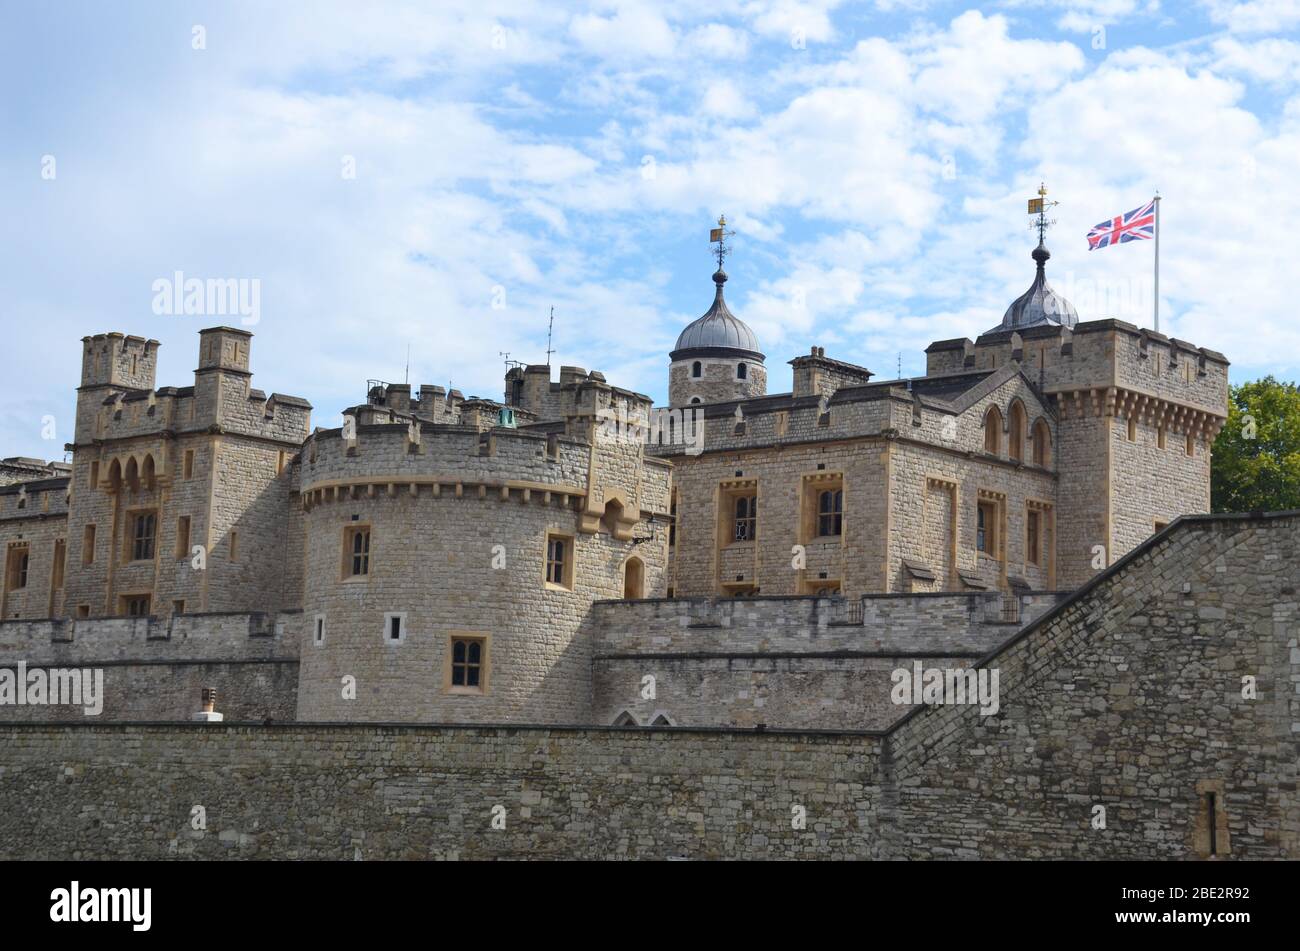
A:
[76,604,90,619]
[229,531,239,561]
[183,449,195,480]
[545,533,574,590]
[1186,433,1195,456]
[343,525,370,577]
[1127,416,1137,442]
[737,362,747,380]
[733,495,757,542]
[690,396,701,404]
[16,495,25,510]
[1157,426,1167,450]
[1008,402,1026,462]
[691,361,702,378]
[448,635,487,693]
[121,594,151,617]
[1032,419,1050,467]
[383,612,407,644]
[90,461,99,490]
[817,489,843,537]
[1154,520,1168,534]
[82,524,96,564]
[50,539,66,590]
[176,516,191,559]
[129,511,157,561]
[313,614,326,646]
[1027,510,1041,566]
[6,544,30,590]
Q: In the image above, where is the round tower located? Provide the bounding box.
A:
[668,266,766,406]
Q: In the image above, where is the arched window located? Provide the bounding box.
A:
[612,711,637,727]
[983,405,1003,455]
[737,363,748,380]
[1032,418,1051,467]
[817,489,843,537]
[691,361,702,378]
[690,396,701,404]
[623,557,645,599]
[1008,401,1026,462]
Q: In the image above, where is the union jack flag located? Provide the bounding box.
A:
[1087,198,1156,250]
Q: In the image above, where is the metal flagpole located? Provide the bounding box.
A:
[1153,192,1161,334]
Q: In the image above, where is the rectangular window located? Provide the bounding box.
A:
[313,614,326,646]
[229,531,239,561]
[76,604,90,619]
[1157,426,1167,449]
[817,488,843,537]
[6,543,30,590]
[51,539,66,590]
[183,450,195,479]
[447,634,488,694]
[129,511,157,561]
[343,525,370,577]
[732,494,757,542]
[173,599,186,615]
[545,533,574,590]
[977,500,998,555]
[1186,433,1195,457]
[90,461,99,490]
[83,524,96,564]
[383,612,407,644]
[1026,510,1041,566]
[176,516,191,559]
[120,594,151,617]
[1127,416,1137,442]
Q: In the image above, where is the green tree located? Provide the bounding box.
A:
[1211,376,1300,513]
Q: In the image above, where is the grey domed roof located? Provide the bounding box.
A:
[992,243,1079,333]
[671,269,764,360]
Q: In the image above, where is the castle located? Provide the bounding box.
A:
[3,224,1298,861]
[0,224,1231,729]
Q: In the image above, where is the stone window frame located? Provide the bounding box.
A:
[124,508,158,563]
[736,362,748,380]
[183,449,195,480]
[1127,415,1137,442]
[622,555,646,599]
[4,541,30,592]
[119,593,152,617]
[544,530,575,591]
[382,611,408,646]
[50,539,66,592]
[717,478,759,548]
[444,631,490,695]
[691,361,702,378]
[975,489,1007,576]
[1031,417,1051,467]
[802,578,841,596]
[799,471,845,544]
[922,475,959,590]
[175,515,191,560]
[173,599,186,616]
[82,524,96,565]
[1192,779,1231,858]
[1185,433,1195,457]
[1024,498,1055,586]
[341,523,372,581]
[313,613,326,647]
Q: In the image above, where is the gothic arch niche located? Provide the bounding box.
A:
[105,458,122,493]
[983,405,1003,455]
[649,712,673,726]
[1008,400,1027,462]
[140,453,157,491]
[123,456,140,493]
[623,556,645,599]
[612,710,638,727]
[1032,417,1051,467]
[601,498,625,536]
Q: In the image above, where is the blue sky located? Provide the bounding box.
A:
[3,0,1299,459]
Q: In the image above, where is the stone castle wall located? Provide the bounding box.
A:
[0,513,1292,860]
